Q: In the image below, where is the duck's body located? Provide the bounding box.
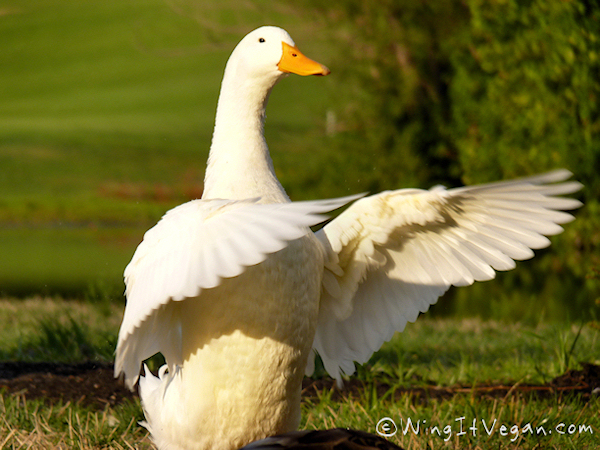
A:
[117,27,334,450]
[141,236,323,450]
[143,30,328,447]
[115,26,582,450]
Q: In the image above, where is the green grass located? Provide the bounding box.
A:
[0,394,151,450]
[0,298,122,361]
[0,227,138,298]
[0,0,334,225]
[363,319,597,387]
[0,0,344,298]
[302,393,599,449]
[1,298,598,449]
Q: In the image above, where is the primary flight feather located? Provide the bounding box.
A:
[114,26,582,450]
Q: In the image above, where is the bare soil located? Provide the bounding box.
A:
[1,361,598,410]
[0,361,135,409]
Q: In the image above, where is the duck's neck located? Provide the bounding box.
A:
[202,71,289,203]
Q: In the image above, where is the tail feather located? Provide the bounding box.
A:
[139,364,184,450]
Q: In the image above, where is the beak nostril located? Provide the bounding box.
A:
[278,42,328,76]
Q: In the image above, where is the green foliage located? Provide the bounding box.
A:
[587,266,600,330]
[306,0,600,192]
[304,0,469,191]
[451,0,600,185]
[448,0,600,315]
[302,0,599,316]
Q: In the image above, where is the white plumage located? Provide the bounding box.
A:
[114,26,582,450]
[311,170,581,380]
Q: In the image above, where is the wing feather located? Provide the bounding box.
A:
[311,170,582,383]
[115,194,363,388]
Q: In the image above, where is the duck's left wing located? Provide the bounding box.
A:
[310,170,582,382]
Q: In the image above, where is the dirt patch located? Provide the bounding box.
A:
[1,361,599,410]
[0,361,136,410]
[301,363,600,403]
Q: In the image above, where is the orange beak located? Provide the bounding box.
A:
[277,42,330,76]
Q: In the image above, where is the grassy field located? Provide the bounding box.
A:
[0,0,334,222]
[0,298,598,449]
[0,0,347,299]
[2,3,598,449]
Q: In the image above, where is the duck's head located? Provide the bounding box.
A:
[224,26,330,89]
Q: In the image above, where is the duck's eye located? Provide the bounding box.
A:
[259,38,265,43]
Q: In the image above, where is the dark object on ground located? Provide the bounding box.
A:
[551,362,600,392]
[239,428,404,450]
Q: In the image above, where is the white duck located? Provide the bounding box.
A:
[115,26,581,450]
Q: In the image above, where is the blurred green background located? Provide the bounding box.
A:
[1,0,598,321]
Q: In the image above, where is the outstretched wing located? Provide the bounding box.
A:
[311,170,582,381]
[115,194,362,388]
